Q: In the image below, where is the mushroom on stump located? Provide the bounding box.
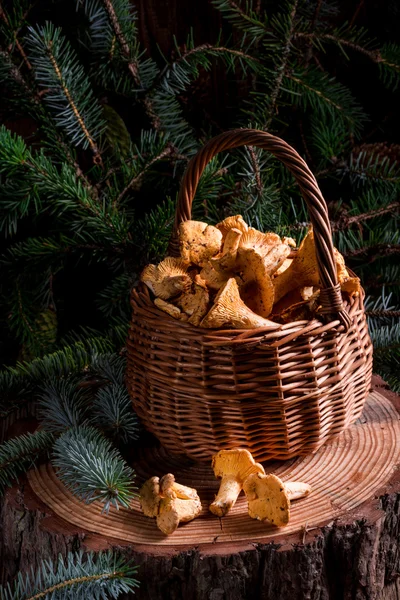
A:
[243,472,312,526]
[139,474,202,535]
[209,449,265,517]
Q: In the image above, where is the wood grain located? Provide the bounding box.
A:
[27,390,400,552]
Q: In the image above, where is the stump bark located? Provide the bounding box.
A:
[1,375,400,600]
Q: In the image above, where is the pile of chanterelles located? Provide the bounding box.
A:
[140,216,360,329]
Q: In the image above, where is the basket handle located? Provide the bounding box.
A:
[169,128,351,331]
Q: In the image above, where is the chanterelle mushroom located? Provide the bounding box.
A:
[200,278,277,329]
[179,220,222,266]
[272,229,321,304]
[175,275,210,326]
[243,472,312,526]
[216,215,248,240]
[140,475,202,535]
[209,449,265,517]
[139,476,161,518]
[235,248,275,318]
[140,257,191,300]
[157,495,202,535]
[159,473,199,500]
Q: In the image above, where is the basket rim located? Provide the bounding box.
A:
[130,282,366,349]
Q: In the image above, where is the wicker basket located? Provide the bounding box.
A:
[126,129,373,462]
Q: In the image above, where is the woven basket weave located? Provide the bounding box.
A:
[126,129,373,462]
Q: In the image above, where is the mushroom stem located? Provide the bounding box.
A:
[285,481,312,500]
[209,475,243,516]
[157,496,202,535]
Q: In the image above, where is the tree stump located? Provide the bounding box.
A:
[1,376,400,600]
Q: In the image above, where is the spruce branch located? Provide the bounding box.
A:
[116,143,173,203]
[332,201,400,231]
[212,0,269,40]
[25,23,105,162]
[0,550,139,600]
[343,243,400,259]
[38,380,88,433]
[52,426,136,511]
[0,430,54,495]
[91,382,139,444]
[266,0,298,128]
[0,2,33,71]
[101,0,140,85]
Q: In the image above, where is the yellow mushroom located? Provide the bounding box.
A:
[243,472,312,527]
[273,229,360,304]
[239,228,281,257]
[154,298,183,320]
[139,474,202,535]
[271,229,321,304]
[209,449,265,517]
[175,275,210,326]
[157,495,202,535]
[211,227,243,271]
[235,248,275,317]
[216,215,248,240]
[139,476,161,518]
[179,220,222,266]
[334,248,361,297]
[200,278,277,329]
[199,261,231,291]
[159,473,199,500]
[140,257,191,300]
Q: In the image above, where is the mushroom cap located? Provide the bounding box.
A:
[199,261,231,291]
[243,472,290,526]
[334,248,360,296]
[200,278,277,329]
[154,298,183,320]
[283,236,296,248]
[239,229,281,258]
[179,220,222,266]
[141,257,191,300]
[272,229,320,303]
[176,277,210,326]
[159,473,199,500]
[139,476,161,518]
[262,243,292,275]
[216,215,248,239]
[156,496,202,535]
[210,227,243,272]
[211,448,265,484]
[235,249,275,317]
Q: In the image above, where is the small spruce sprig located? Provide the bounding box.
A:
[0,550,139,600]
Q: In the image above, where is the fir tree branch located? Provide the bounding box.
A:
[47,42,102,164]
[52,426,136,511]
[266,0,298,128]
[0,550,139,600]
[0,2,32,71]
[343,243,400,259]
[26,25,105,163]
[212,0,269,39]
[248,146,262,193]
[332,201,400,230]
[294,31,381,61]
[101,0,140,85]
[0,430,54,495]
[116,144,173,203]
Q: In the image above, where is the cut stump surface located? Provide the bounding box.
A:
[1,377,400,600]
[27,390,400,550]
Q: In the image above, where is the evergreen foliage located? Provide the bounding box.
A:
[52,426,136,511]
[0,0,399,592]
[0,550,139,599]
